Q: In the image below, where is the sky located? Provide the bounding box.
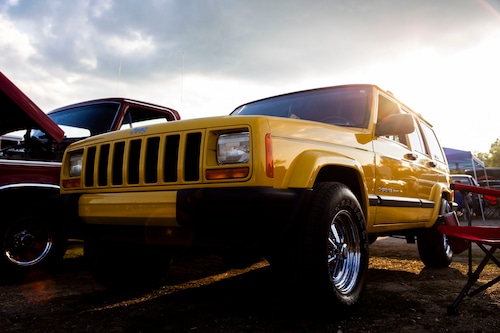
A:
[1,0,500,154]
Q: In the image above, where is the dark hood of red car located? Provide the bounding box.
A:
[0,72,64,142]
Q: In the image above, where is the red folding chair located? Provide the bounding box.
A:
[438,183,500,315]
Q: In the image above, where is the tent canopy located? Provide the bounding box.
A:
[443,147,485,174]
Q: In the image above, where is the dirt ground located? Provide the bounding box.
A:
[1,221,499,333]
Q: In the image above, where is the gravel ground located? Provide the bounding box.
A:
[0,219,499,332]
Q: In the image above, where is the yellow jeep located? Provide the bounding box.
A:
[60,84,452,308]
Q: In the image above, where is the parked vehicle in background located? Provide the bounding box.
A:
[466,167,500,189]
[60,84,452,309]
[0,72,181,278]
[465,168,500,219]
[451,174,481,220]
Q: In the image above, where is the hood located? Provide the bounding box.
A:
[0,72,64,142]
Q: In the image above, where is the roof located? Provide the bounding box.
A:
[48,97,181,121]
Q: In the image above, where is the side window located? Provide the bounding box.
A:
[406,116,426,154]
[420,121,445,162]
[376,95,408,146]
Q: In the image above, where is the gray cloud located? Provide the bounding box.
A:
[2,0,500,152]
[4,0,494,82]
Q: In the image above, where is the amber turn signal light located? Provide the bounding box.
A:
[206,167,249,180]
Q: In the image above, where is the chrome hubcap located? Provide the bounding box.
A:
[5,220,53,267]
[327,210,361,295]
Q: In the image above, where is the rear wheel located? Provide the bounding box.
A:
[417,198,453,268]
[302,182,369,308]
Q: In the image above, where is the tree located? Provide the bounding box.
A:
[477,138,500,167]
[476,151,490,165]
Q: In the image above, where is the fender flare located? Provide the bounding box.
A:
[0,183,61,205]
[429,182,452,222]
[285,150,365,189]
[0,183,59,191]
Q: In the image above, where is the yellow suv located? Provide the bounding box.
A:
[60,84,452,308]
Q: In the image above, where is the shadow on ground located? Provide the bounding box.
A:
[1,237,499,332]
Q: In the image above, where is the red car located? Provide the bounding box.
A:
[0,72,180,278]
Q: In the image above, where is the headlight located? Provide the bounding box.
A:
[217,132,250,164]
[69,152,83,177]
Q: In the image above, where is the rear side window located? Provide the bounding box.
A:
[406,116,426,154]
[420,122,445,162]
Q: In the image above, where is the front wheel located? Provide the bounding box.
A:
[417,198,453,268]
[302,182,369,308]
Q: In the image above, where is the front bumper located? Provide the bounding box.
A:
[75,187,312,248]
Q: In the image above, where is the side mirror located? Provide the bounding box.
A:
[376,113,415,137]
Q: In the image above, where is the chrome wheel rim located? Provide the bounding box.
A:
[4,218,53,267]
[327,209,361,295]
[443,235,453,258]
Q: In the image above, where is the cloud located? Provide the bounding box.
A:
[0,13,36,61]
[1,0,500,152]
[2,0,494,81]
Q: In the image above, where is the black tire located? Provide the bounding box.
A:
[84,237,171,291]
[417,198,453,268]
[302,182,369,308]
[0,210,67,277]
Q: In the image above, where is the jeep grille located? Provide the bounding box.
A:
[82,132,202,187]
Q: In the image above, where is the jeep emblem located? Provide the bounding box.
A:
[130,127,148,135]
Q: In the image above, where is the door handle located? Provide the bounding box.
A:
[429,161,437,168]
[404,153,418,160]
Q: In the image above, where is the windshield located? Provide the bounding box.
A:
[231,86,372,128]
[1,102,122,158]
[45,102,121,139]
